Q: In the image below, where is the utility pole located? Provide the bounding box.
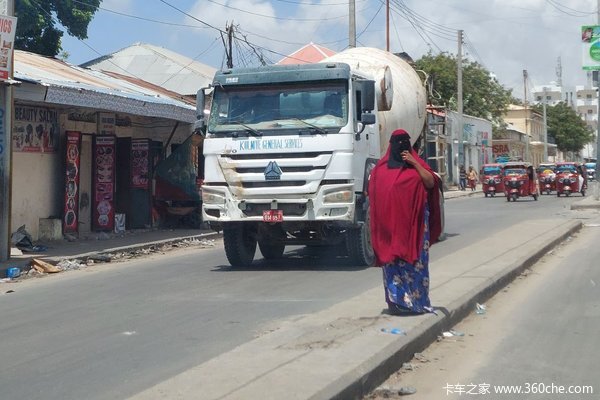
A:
[0,0,14,262]
[457,30,464,177]
[386,0,389,51]
[543,87,548,162]
[523,69,530,162]
[596,0,600,199]
[349,0,356,48]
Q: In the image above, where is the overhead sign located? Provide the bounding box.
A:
[0,15,16,80]
[582,25,600,70]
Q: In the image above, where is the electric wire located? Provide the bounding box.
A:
[546,0,596,17]
[356,1,384,41]
[205,0,348,21]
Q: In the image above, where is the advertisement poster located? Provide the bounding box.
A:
[93,135,116,231]
[12,106,59,153]
[63,131,81,234]
[131,138,150,189]
[0,15,17,81]
[582,25,600,70]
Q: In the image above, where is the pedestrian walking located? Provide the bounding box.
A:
[468,166,478,191]
[368,129,443,315]
[459,165,467,191]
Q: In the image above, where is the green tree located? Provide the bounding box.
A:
[534,102,594,154]
[15,0,101,57]
[415,52,513,126]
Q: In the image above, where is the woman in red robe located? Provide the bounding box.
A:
[368,129,442,314]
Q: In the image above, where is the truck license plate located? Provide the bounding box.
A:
[263,210,283,222]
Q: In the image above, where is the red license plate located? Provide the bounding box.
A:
[263,210,283,222]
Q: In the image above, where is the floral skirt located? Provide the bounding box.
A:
[382,204,432,314]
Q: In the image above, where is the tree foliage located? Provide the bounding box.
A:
[534,102,594,154]
[415,52,513,126]
[15,0,101,57]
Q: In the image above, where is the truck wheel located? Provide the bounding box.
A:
[258,241,285,260]
[223,223,257,267]
[346,208,376,267]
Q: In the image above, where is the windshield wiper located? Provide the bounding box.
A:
[228,121,263,137]
[291,118,328,135]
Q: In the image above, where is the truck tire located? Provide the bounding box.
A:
[346,209,376,267]
[258,241,285,260]
[223,223,257,267]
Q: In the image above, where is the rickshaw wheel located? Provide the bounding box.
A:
[511,193,518,202]
[557,192,560,197]
[506,195,510,202]
[491,192,496,197]
[582,190,586,197]
[533,194,538,201]
[566,191,571,197]
[484,193,488,198]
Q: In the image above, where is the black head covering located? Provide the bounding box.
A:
[387,130,412,169]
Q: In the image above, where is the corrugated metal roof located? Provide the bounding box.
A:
[80,43,216,96]
[14,50,196,123]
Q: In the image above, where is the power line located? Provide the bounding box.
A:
[546,0,596,17]
[205,0,348,21]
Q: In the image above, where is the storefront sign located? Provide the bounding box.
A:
[98,112,116,135]
[582,25,600,70]
[93,135,115,231]
[63,131,81,234]
[131,138,150,189]
[12,105,59,153]
[0,15,16,81]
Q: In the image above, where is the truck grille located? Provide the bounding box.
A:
[218,151,335,196]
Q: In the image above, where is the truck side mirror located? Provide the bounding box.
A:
[361,83,375,112]
[195,88,207,136]
[361,112,376,125]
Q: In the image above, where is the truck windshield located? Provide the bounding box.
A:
[208,82,348,135]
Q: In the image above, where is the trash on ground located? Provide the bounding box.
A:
[475,303,487,314]
[10,225,44,252]
[413,352,429,363]
[1,277,12,283]
[10,247,23,256]
[6,267,21,279]
[86,254,112,263]
[442,329,465,337]
[56,259,85,271]
[381,327,407,335]
[402,362,414,371]
[398,386,417,395]
[31,259,62,273]
[5,289,15,294]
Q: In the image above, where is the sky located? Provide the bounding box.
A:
[59,0,600,99]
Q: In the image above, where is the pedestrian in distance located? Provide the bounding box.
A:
[468,165,478,191]
[368,129,443,315]
[459,164,467,191]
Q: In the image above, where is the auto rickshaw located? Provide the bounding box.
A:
[502,161,539,202]
[536,163,557,195]
[555,162,587,197]
[584,162,596,181]
[480,163,505,197]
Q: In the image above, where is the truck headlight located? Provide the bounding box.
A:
[202,190,225,205]
[323,190,353,203]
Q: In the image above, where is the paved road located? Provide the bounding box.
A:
[366,219,600,399]
[0,193,591,400]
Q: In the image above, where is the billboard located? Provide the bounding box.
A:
[582,25,600,70]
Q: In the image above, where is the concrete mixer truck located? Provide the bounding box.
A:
[194,47,437,267]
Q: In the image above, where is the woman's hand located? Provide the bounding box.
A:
[401,150,417,166]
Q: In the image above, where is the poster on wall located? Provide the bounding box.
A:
[12,106,59,153]
[93,135,116,231]
[63,131,81,234]
[131,138,150,189]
